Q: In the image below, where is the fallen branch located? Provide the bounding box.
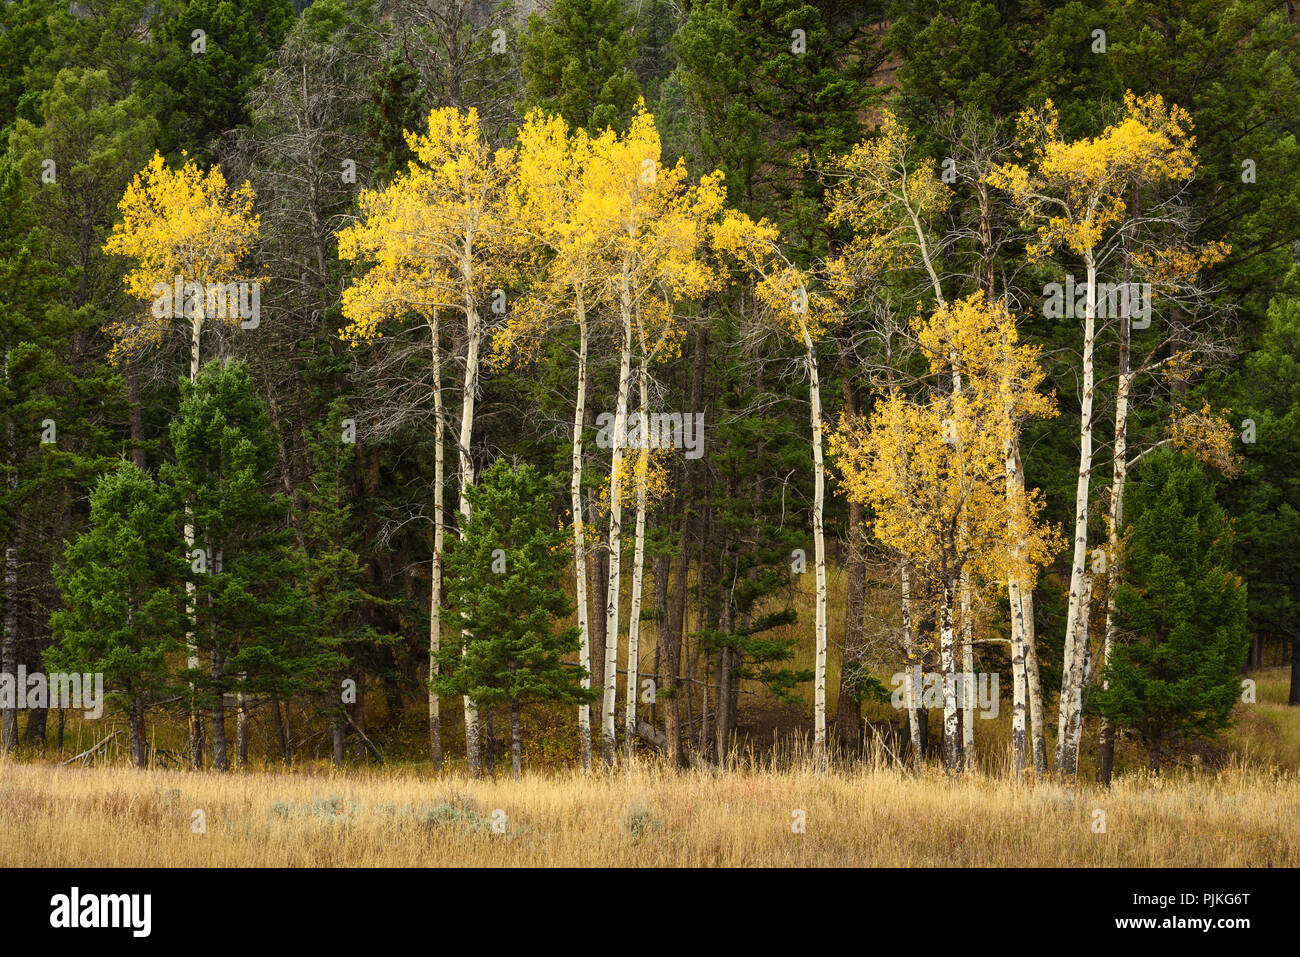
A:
[344,712,384,765]
[60,731,120,767]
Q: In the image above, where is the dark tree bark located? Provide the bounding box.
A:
[331,711,345,767]
[236,692,249,769]
[210,642,228,771]
[129,701,147,769]
[271,697,289,762]
[1290,633,1300,706]
[510,695,521,780]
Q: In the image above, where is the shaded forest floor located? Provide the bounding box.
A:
[0,757,1295,866]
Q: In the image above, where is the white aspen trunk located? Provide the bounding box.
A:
[940,577,960,773]
[624,347,649,759]
[948,350,970,769]
[1008,445,1048,775]
[571,300,592,772]
[1098,365,1132,785]
[602,293,633,765]
[1056,256,1098,777]
[1098,192,1138,785]
[1009,580,1028,775]
[1021,579,1048,775]
[186,310,204,768]
[459,288,482,777]
[960,571,974,767]
[802,328,828,771]
[1064,571,1093,765]
[429,313,444,771]
[1004,402,1028,775]
[901,563,923,770]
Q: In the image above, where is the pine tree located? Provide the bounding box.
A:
[163,359,304,770]
[519,0,642,134]
[1093,449,1248,775]
[298,399,395,767]
[47,461,186,767]
[433,459,597,779]
[154,0,295,162]
[1220,286,1300,704]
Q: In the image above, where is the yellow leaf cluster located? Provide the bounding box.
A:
[337,107,514,346]
[1170,401,1241,477]
[101,151,260,361]
[830,294,1060,585]
[988,93,1196,261]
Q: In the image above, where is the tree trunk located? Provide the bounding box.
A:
[429,314,445,771]
[128,361,147,470]
[1061,571,1092,777]
[128,701,147,769]
[510,695,521,780]
[210,645,228,772]
[665,526,688,770]
[186,312,204,769]
[271,697,289,762]
[1098,225,1135,786]
[1097,369,1131,787]
[1289,633,1300,705]
[624,347,651,759]
[236,690,249,770]
[570,305,592,771]
[1,544,16,752]
[1006,427,1028,775]
[1057,257,1098,778]
[331,711,345,767]
[602,304,634,765]
[940,577,960,773]
[836,351,866,757]
[804,329,828,771]
[901,564,923,770]
[960,570,975,768]
[458,298,482,777]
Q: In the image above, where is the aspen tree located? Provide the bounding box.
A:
[499,110,605,769]
[584,106,724,764]
[623,297,680,758]
[832,295,1056,773]
[989,93,1197,776]
[826,110,972,763]
[712,213,835,769]
[336,207,451,767]
[103,151,260,769]
[338,107,515,776]
[1096,240,1232,784]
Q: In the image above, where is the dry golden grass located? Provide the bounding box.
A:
[1,753,1296,867]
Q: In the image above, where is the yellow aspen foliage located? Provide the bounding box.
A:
[492,109,602,365]
[101,151,260,361]
[824,109,951,277]
[831,293,1061,588]
[987,92,1196,262]
[711,210,836,341]
[1170,401,1241,477]
[584,102,727,308]
[337,107,514,345]
[1131,240,1231,294]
